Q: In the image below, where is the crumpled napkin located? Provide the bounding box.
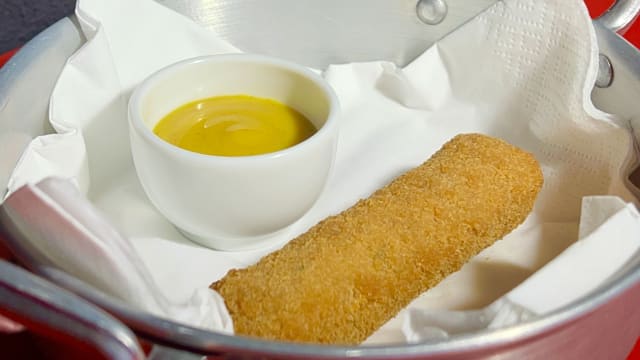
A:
[1,177,233,331]
[4,0,640,344]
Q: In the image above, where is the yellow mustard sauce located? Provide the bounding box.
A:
[153,95,317,156]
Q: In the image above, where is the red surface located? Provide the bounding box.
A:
[584,0,615,17]
[630,338,640,360]
[0,47,19,68]
[1,1,640,358]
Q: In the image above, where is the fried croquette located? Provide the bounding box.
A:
[211,133,543,344]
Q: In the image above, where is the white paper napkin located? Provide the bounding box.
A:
[2,177,233,332]
[5,0,640,344]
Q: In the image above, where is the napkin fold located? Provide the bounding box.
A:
[1,178,233,332]
[4,0,640,344]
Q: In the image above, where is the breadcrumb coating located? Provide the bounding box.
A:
[211,133,543,345]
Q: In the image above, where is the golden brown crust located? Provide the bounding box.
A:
[211,133,543,344]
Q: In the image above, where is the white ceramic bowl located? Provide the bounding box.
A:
[128,54,339,250]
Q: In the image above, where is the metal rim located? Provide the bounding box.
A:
[39,254,639,358]
[596,0,640,34]
[0,260,145,360]
[2,1,640,358]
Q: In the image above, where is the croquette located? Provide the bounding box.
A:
[211,133,544,344]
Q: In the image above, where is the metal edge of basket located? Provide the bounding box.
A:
[597,0,640,34]
[0,259,145,360]
[1,1,640,358]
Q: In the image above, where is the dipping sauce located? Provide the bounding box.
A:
[153,95,317,156]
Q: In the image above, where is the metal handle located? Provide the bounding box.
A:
[593,0,640,88]
[596,0,640,34]
[0,259,145,360]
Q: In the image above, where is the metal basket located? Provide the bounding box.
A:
[1,1,640,358]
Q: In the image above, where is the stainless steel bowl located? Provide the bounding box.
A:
[1,1,640,358]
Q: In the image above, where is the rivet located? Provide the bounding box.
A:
[416,0,448,25]
[595,53,614,88]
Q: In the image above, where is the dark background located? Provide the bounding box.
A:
[0,0,75,53]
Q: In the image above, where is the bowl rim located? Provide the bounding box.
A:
[128,53,340,165]
[39,256,639,358]
[3,14,640,360]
